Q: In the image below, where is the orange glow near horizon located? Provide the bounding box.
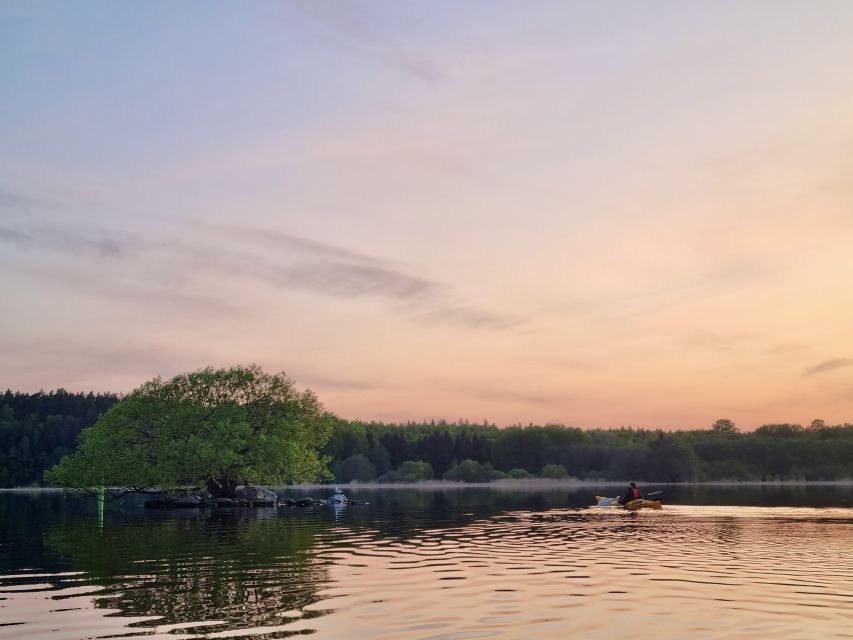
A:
[2,3,853,429]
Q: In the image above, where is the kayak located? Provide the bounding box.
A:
[594,495,662,510]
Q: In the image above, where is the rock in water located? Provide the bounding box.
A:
[234,486,278,506]
[172,495,201,508]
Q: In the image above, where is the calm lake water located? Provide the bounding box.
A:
[1,485,851,639]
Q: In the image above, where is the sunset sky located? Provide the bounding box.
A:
[2,1,853,429]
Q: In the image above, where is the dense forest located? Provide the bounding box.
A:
[2,391,852,487]
[0,390,119,487]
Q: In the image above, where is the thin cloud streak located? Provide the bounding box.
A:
[804,358,853,377]
[451,384,569,407]
[287,0,443,85]
[2,203,516,331]
[202,223,388,266]
[270,260,435,299]
[0,188,52,211]
[414,305,520,330]
[0,222,143,258]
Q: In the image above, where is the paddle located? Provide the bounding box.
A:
[644,491,662,497]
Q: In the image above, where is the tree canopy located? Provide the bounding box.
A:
[5,385,853,488]
[45,366,333,496]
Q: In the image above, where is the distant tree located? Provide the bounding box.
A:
[712,418,738,433]
[540,464,567,479]
[332,454,375,483]
[367,446,392,476]
[0,390,118,487]
[645,433,697,482]
[323,421,369,460]
[45,365,333,496]
[416,430,455,476]
[755,423,803,437]
[395,460,434,482]
[443,459,503,482]
[809,418,826,431]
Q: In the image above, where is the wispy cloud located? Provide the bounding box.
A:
[0,338,199,393]
[287,0,442,85]
[297,374,375,392]
[197,223,518,328]
[451,384,568,406]
[0,188,52,211]
[269,260,435,299]
[804,358,853,376]
[415,304,520,330]
[204,223,386,266]
[0,222,142,258]
[2,197,516,331]
[681,331,757,352]
[6,262,240,316]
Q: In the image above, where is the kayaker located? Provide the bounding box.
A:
[618,481,641,504]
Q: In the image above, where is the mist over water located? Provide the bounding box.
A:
[1,486,851,639]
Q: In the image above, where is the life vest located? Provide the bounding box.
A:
[629,487,640,500]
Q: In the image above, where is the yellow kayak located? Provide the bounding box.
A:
[595,495,662,510]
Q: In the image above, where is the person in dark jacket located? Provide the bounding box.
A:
[618,481,641,504]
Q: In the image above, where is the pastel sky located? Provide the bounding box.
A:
[2,1,853,429]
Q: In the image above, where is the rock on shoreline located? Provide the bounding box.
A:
[144,486,279,509]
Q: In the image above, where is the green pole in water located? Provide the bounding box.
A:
[98,484,105,528]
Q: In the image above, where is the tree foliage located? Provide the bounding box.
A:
[6,385,853,488]
[44,366,332,495]
[712,418,738,433]
[0,390,118,487]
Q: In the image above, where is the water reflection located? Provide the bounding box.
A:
[45,510,327,633]
[0,487,851,639]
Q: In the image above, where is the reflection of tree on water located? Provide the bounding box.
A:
[45,509,329,632]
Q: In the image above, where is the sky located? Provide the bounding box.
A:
[2,1,853,429]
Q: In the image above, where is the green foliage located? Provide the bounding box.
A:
[645,433,698,482]
[331,454,375,483]
[394,460,434,482]
[0,390,118,487]
[755,423,803,437]
[540,464,567,479]
[8,386,853,487]
[712,418,738,433]
[443,459,504,482]
[45,366,333,494]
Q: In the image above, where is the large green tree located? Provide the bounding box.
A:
[45,365,333,496]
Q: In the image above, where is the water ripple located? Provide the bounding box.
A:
[1,496,852,639]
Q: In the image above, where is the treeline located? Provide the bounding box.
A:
[0,390,119,487]
[323,419,853,483]
[2,390,853,486]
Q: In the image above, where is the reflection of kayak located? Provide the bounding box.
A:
[594,495,662,510]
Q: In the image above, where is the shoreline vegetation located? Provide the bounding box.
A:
[3,479,853,493]
[2,383,853,491]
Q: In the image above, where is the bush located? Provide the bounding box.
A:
[507,468,532,479]
[396,460,434,482]
[540,464,567,479]
[331,454,375,483]
[443,459,504,483]
[376,470,402,483]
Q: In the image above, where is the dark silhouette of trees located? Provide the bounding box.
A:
[5,386,853,486]
[0,390,119,487]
